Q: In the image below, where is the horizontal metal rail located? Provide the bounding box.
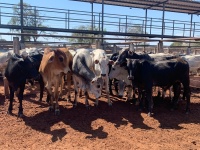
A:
[0,2,200,41]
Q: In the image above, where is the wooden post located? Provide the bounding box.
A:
[129,43,135,52]
[157,41,164,53]
[186,46,191,55]
[13,37,20,54]
[113,44,117,53]
[95,40,101,49]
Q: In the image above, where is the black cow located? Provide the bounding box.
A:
[126,58,190,116]
[5,54,40,117]
[115,48,153,67]
[26,49,45,102]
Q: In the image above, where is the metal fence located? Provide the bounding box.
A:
[0,2,200,39]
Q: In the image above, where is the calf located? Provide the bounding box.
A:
[126,58,190,116]
[39,47,70,115]
[5,54,40,117]
[91,49,112,106]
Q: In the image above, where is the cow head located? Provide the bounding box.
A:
[114,48,137,67]
[90,76,103,98]
[126,58,139,80]
[40,48,70,75]
[94,57,109,78]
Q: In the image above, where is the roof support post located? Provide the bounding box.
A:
[189,14,193,47]
[145,9,147,34]
[91,2,94,31]
[20,0,24,44]
[161,2,165,39]
[101,0,104,49]
[91,2,94,43]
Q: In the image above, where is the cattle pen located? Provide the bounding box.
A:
[1,0,200,149]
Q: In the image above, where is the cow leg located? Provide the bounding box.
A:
[182,82,191,114]
[126,85,133,102]
[7,86,15,115]
[3,77,9,99]
[39,76,44,102]
[73,89,78,107]
[66,72,72,102]
[171,82,181,111]
[109,79,114,95]
[105,76,112,106]
[46,86,54,111]
[84,91,90,108]
[58,74,65,99]
[17,83,25,117]
[54,79,60,115]
[146,88,153,117]
[113,79,119,95]
[118,80,125,98]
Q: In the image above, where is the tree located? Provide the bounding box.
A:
[118,23,149,45]
[170,42,183,47]
[8,2,46,42]
[68,25,102,44]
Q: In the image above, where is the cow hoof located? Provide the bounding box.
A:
[7,110,13,115]
[49,106,54,111]
[147,112,153,117]
[18,113,23,118]
[108,102,112,106]
[118,95,123,98]
[86,105,90,110]
[55,109,60,115]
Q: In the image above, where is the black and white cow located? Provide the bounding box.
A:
[126,58,191,116]
[5,54,40,117]
[72,48,104,107]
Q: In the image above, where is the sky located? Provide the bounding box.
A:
[1,0,200,46]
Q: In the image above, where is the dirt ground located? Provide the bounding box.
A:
[0,79,200,150]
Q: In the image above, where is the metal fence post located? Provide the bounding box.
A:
[34,6,37,27]
[125,15,128,33]
[0,8,1,25]
[68,10,70,29]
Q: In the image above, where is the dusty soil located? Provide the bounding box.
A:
[0,79,200,150]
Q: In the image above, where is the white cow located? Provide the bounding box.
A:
[180,54,200,75]
[90,49,112,106]
[72,48,104,107]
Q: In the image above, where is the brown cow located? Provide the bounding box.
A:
[39,47,70,115]
[58,48,74,101]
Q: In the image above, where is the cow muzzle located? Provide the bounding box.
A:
[101,74,106,77]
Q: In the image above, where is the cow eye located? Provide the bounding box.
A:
[97,85,100,88]
[112,68,115,71]
[59,56,64,62]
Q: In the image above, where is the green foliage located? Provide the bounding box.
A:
[170,42,183,47]
[8,2,46,42]
[118,23,149,45]
[68,25,102,43]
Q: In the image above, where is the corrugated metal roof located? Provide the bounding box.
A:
[71,0,200,15]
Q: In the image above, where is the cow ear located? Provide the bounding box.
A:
[48,55,54,63]
[108,60,114,65]
[94,60,99,64]
[44,47,51,54]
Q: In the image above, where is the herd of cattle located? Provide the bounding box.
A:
[1,46,200,117]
